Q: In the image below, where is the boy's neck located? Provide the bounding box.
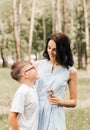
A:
[21,80,35,88]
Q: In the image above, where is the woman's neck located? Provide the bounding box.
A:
[49,60,61,66]
[49,60,61,72]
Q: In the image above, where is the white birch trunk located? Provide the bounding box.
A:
[13,0,21,61]
[18,0,22,39]
[52,0,55,33]
[28,0,36,60]
[42,16,46,47]
[0,21,8,67]
[55,0,62,32]
[62,0,66,33]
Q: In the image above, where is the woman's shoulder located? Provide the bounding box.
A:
[70,66,77,73]
[69,66,77,77]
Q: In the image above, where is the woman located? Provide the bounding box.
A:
[35,32,78,130]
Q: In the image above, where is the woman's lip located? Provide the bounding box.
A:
[50,55,55,57]
[49,55,56,58]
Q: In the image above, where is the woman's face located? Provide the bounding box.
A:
[47,40,56,61]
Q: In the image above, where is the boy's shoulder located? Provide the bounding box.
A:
[15,84,28,95]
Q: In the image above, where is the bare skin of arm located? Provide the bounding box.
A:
[48,68,78,107]
[8,112,19,130]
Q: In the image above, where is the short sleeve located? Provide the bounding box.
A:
[10,91,25,113]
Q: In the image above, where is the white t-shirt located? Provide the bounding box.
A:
[10,84,39,130]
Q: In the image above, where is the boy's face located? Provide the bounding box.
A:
[22,64,39,81]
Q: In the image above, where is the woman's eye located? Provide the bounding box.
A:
[48,46,51,49]
[53,48,56,51]
[48,46,56,52]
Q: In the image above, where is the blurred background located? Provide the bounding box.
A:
[0,0,90,130]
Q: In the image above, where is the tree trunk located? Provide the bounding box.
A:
[78,51,83,69]
[52,0,62,33]
[13,0,21,62]
[1,48,8,67]
[83,0,90,71]
[42,16,46,47]
[28,0,36,60]
[0,21,8,67]
[70,1,74,34]
[55,0,62,32]
[18,0,22,40]
[62,0,66,33]
[52,0,56,33]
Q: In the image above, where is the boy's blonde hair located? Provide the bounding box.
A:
[11,61,32,81]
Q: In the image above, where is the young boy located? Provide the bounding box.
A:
[8,61,39,130]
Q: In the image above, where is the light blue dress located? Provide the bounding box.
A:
[36,60,71,130]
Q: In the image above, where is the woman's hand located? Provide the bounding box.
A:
[48,95,63,106]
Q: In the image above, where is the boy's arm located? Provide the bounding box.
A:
[8,112,19,130]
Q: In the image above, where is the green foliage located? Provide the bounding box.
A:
[73,4,86,69]
[32,16,52,55]
[0,0,90,65]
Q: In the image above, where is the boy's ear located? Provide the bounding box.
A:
[21,72,29,79]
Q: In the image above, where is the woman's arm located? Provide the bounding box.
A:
[48,68,78,107]
[8,112,19,130]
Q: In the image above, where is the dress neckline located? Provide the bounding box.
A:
[45,60,63,73]
[46,59,62,67]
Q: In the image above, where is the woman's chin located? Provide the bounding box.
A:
[50,57,56,61]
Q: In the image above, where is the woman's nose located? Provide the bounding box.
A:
[50,50,53,54]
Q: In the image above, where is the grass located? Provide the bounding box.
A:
[0,68,90,130]
[0,114,8,130]
[66,108,90,130]
[0,68,19,114]
[77,70,90,100]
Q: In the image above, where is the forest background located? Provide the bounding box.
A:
[0,0,90,130]
[0,0,90,70]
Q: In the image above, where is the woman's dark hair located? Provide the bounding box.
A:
[11,61,32,81]
[43,32,74,68]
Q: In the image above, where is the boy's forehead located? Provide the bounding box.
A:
[25,63,32,68]
[22,64,32,71]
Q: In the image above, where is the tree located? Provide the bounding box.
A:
[55,0,62,32]
[13,0,21,61]
[62,0,66,33]
[0,0,90,66]
[52,0,62,33]
[42,16,46,47]
[28,0,36,60]
[74,3,86,69]
[83,0,90,71]
[52,0,55,33]
[0,21,8,67]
